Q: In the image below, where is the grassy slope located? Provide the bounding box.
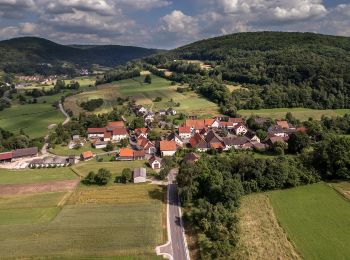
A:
[0,184,164,259]
[65,75,219,116]
[239,107,350,121]
[233,193,300,260]
[269,183,350,260]
[0,167,77,185]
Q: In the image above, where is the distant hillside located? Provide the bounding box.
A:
[0,37,162,74]
[146,32,350,110]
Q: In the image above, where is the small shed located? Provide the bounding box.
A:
[133,167,147,183]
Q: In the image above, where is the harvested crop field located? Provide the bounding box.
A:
[0,179,80,196]
[233,193,300,260]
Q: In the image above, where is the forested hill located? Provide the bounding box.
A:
[146,32,350,110]
[0,37,161,73]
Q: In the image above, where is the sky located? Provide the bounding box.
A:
[0,0,350,49]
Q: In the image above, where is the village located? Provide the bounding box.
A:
[0,101,305,183]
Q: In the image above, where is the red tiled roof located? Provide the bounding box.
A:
[160,141,177,151]
[228,118,243,123]
[210,143,223,149]
[112,128,128,136]
[189,133,204,148]
[276,121,289,129]
[204,119,215,126]
[178,126,191,134]
[81,151,93,159]
[149,156,161,164]
[234,123,246,129]
[107,121,124,128]
[87,128,106,134]
[135,128,148,136]
[0,152,12,160]
[104,131,112,138]
[119,148,134,157]
[219,121,233,127]
[185,119,205,129]
[133,150,145,157]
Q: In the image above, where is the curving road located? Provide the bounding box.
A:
[156,169,190,260]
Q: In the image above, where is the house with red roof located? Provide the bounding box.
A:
[80,151,93,161]
[134,128,148,139]
[87,128,106,139]
[118,148,134,161]
[189,133,208,152]
[178,126,192,139]
[137,136,156,155]
[112,128,129,141]
[159,140,177,156]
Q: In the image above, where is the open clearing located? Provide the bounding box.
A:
[269,183,350,260]
[0,183,165,259]
[239,107,350,121]
[49,142,101,156]
[233,193,300,260]
[64,75,219,116]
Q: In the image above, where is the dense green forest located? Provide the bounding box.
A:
[0,37,161,74]
[145,32,350,110]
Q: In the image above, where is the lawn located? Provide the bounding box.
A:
[0,184,165,259]
[49,142,101,156]
[64,75,219,116]
[71,160,153,181]
[269,183,350,260]
[0,167,77,185]
[239,107,350,121]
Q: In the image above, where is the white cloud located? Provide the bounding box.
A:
[116,0,172,11]
[160,10,198,34]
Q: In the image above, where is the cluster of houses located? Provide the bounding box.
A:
[0,147,39,163]
[87,121,129,149]
[132,105,176,125]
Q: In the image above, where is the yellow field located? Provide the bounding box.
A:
[233,193,300,260]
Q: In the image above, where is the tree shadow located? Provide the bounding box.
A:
[148,185,167,204]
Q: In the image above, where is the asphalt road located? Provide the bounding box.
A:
[167,169,189,260]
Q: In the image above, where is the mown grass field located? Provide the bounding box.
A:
[0,183,165,259]
[269,183,350,260]
[0,192,65,225]
[239,107,350,121]
[64,75,219,116]
[71,160,153,181]
[0,167,77,185]
[0,77,95,138]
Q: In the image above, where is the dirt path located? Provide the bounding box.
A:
[0,179,80,196]
[59,102,70,125]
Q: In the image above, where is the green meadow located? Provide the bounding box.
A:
[239,107,350,121]
[64,75,219,116]
[269,183,350,260]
